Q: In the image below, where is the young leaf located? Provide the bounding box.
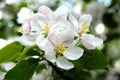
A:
[4,58,39,80]
[0,42,23,63]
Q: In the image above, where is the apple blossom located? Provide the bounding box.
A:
[16,5,103,70]
[38,24,84,70]
[17,5,69,46]
[68,14,103,50]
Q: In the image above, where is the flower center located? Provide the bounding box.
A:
[18,26,23,33]
[79,22,89,35]
[56,42,66,54]
[42,22,50,37]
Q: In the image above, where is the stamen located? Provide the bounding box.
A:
[18,26,23,33]
[42,22,50,37]
[56,42,66,54]
[79,22,89,35]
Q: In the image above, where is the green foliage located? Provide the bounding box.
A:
[0,66,7,72]
[35,64,46,74]
[103,12,118,29]
[0,19,8,39]
[109,0,119,8]
[61,49,108,80]
[63,69,92,80]
[4,58,39,80]
[17,45,40,60]
[0,42,23,63]
[73,49,108,70]
[84,0,91,3]
[50,48,108,80]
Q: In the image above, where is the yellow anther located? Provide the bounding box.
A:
[42,22,50,37]
[18,26,23,33]
[56,42,66,54]
[79,22,89,35]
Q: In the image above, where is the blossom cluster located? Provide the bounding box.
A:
[17,5,103,70]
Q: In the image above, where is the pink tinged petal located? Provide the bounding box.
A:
[68,14,78,28]
[45,48,56,63]
[38,5,53,19]
[53,5,69,23]
[81,38,95,50]
[81,34,103,50]
[68,14,79,36]
[63,46,84,60]
[56,56,74,70]
[79,14,92,27]
[23,21,31,34]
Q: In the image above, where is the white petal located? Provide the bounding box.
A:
[56,56,74,70]
[14,35,36,46]
[57,33,74,47]
[17,7,33,23]
[68,14,79,36]
[68,14,78,28]
[47,31,57,47]
[64,46,84,60]
[38,5,53,19]
[40,37,56,63]
[81,34,103,50]
[53,5,69,23]
[55,27,74,46]
[48,26,74,47]
[30,13,46,32]
[79,14,92,27]
[70,38,80,46]
[45,48,56,63]
[36,35,47,50]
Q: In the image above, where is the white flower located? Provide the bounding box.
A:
[36,5,69,49]
[17,7,33,24]
[68,14,103,50]
[40,25,84,70]
[17,5,69,46]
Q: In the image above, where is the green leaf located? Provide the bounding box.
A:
[35,64,46,74]
[4,58,39,80]
[0,42,23,63]
[109,0,119,8]
[63,69,92,80]
[61,49,108,80]
[17,45,40,60]
[0,65,7,72]
[73,49,108,70]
